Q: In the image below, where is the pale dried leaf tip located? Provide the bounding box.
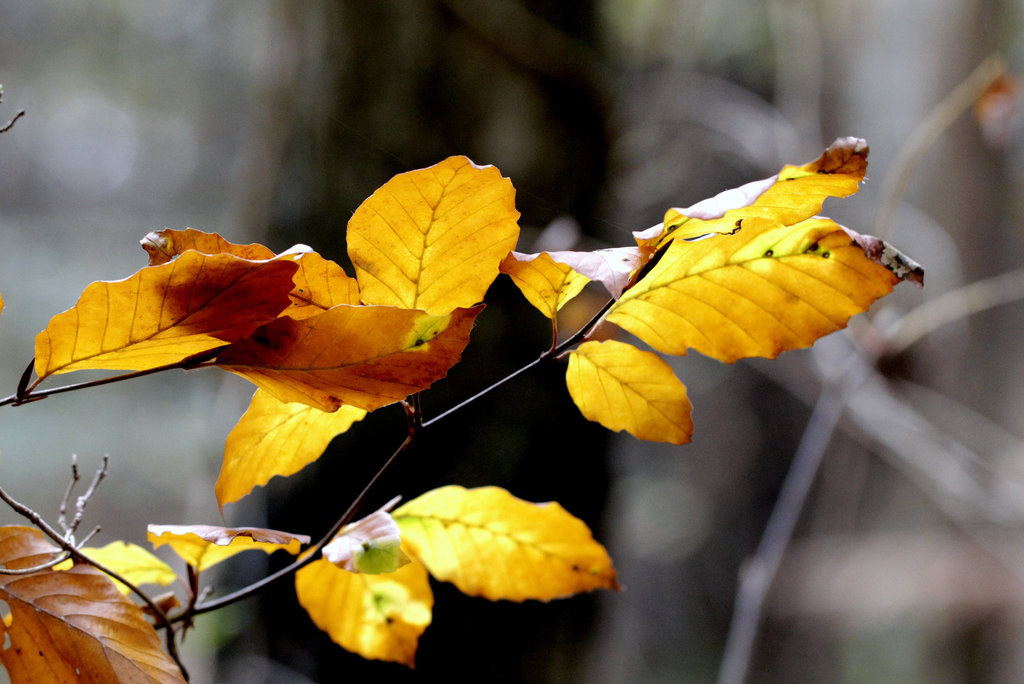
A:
[842,226,924,286]
[322,496,411,574]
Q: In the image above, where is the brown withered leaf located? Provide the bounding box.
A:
[35,251,298,379]
[216,304,484,412]
[0,526,184,683]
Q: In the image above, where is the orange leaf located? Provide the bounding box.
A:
[34,251,298,379]
[566,340,693,444]
[348,156,520,314]
[216,304,483,412]
[147,524,309,572]
[140,227,275,266]
[608,217,919,362]
[216,389,367,510]
[295,555,432,667]
[0,526,184,683]
[394,486,618,602]
[283,251,362,319]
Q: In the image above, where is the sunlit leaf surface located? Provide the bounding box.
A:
[295,556,432,667]
[566,340,693,444]
[395,486,618,602]
[217,389,367,510]
[348,156,520,314]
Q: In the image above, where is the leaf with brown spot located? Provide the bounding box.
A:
[0,525,184,683]
[216,304,483,412]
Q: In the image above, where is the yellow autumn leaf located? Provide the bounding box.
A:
[608,217,907,363]
[216,304,483,412]
[499,252,590,318]
[639,137,870,250]
[284,251,362,319]
[566,340,693,444]
[348,156,520,314]
[34,251,298,379]
[216,389,367,510]
[140,227,276,266]
[70,541,178,595]
[295,555,432,667]
[147,524,309,572]
[394,486,618,602]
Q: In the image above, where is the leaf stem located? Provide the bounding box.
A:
[0,357,218,408]
[421,296,616,428]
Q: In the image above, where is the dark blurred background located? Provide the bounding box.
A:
[2,1,1024,682]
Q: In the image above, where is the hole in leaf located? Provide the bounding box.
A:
[821,252,831,259]
[764,249,773,257]
[806,242,819,253]
[2,631,9,651]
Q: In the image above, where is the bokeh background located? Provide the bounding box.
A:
[2,1,1024,682]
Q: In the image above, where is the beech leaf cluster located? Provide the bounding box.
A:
[0,143,923,676]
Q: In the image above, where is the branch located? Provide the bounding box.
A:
[1,352,223,408]
[873,53,1006,240]
[184,433,415,619]
[716,386,846,684]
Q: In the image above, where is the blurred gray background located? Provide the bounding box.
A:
[2,1,1024,682]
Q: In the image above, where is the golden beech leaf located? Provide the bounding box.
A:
[607,217,921,363]
[295,555,432,668]
[34,251,299,379]
[348,156,520,315]
[70,542,177,595]
[499,252,591,318]
[0,526,184,683]
[566,340,693,444]
[216,304,483,412]
[147,524,309,572]
[637,137,870,252]
[140,227,275,266]
[284,251,362,319]
[394,486,618,602]
[217,389,367,510]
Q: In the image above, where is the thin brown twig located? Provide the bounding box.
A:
[58,454,81,534]
[183,433,415,620]
[874,53,1007,240]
